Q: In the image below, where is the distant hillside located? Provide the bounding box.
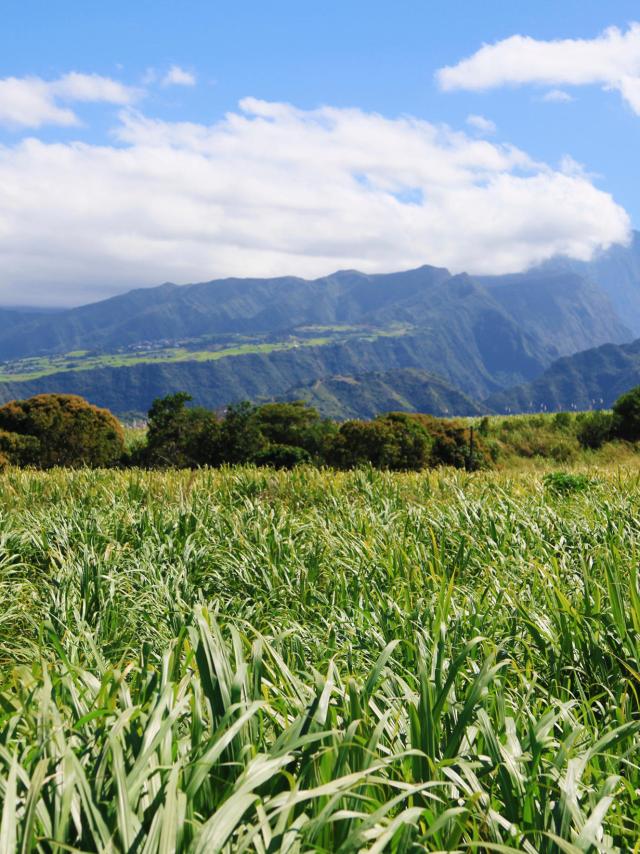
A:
[0,266,449,359]
[0,334,500,414]
[477,269,629,362]
[534,230,640,335]
[281,368,488,419]
[0,258,634,418]
[0,308,42,327]
[0,263,629,362]
[486,338,640,413]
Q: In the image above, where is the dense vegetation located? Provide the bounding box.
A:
[2,465,640,850]
[4,389,640,473]
[0,394,124,468]
[0,393,492,473]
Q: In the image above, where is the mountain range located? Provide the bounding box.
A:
[1,232,640,418]
[487,338,640,414]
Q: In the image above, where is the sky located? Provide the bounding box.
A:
[1,0,640,306]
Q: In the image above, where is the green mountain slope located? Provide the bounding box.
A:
[0,263,630,362]
[281,368,488,419]
[0,260,633,417]
[533,230,640,335]
[0,308,40,327]
[0,266,451,359]
[478,270,629,361]
[486,338,640,413]
[0,333,500,414]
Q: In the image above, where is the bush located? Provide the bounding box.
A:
[552,412,573,431]
[255,402,320,447]
[378,413,433,470]
[405,414,491,469]
[576,411,614,449]
[612,387,640,441]
[478,416,490,437]
[328,414,431,471]
[543,472,594,495]
[0,395,124,468]
[143,397,329,468]
[328,419,396,469]
[253,443,312,469]
[0,430,40,466]
[145,393,222,468]
[548,440,577,463]
[218,402,267,465]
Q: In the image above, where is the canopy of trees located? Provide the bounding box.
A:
[0,394,124,468]
[5,385,640,471]
[133,395,486,472]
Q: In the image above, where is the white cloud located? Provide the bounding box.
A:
[0,72,139,129]
[162,66,196,87]
[466,114,496,134]
[0,98,630,305]
[558,154,591,177]
[437,23,640,113]
[542,89,574,103]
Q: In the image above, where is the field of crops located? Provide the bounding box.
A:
[2,464,640,851]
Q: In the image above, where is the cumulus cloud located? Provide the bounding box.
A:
[437,23,640,113]
[542,89,574,103]
[0,72,139,129]
[0,98,630,305]
[466,114,496,134]
[162,65,196,87]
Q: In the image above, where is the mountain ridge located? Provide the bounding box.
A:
[486,338,640,414]
[1,241,639,418]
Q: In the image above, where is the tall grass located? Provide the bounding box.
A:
[2,465,640,850]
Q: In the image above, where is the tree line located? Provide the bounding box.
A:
[1,388,640,471]
[0,392,490,471]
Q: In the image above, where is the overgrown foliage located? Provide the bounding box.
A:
[137,395,470,472]
[2,466,640,849]
[576,410,614,449]
[0,393,124,468]
[543,470,595,495]
[6,387,640,472]
[612,385,640,441]
[0,429,39,467]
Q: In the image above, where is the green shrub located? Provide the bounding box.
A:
[329,419,398,469]
[0,394,124,468]
[576,410,614,449]
[548,439,578,463]
[0,429,40,466]
[144,392,222,467]
[478,415,491,436]
[255,401,320,447]
[543,471,594,495]
[612,386,640,441]
[253,443,312,469]
[328,413,431,470]
[218,401,267,465]
[407,414,491,469]
[552,411,573,431]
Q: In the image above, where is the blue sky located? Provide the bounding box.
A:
[1,0,639,304]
